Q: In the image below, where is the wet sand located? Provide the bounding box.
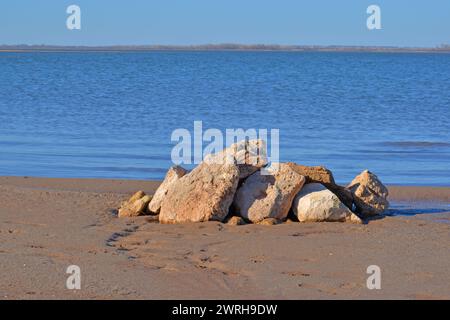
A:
[0,176,449,299]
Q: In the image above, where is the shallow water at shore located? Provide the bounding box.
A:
[388,201,450,218]
[0,51,449,184]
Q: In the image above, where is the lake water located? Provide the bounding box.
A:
[0,51,449,185]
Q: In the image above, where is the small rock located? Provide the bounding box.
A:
[256,218,282,225]
[285,218,298,224]
[293,183,362,223]
[118,192,152,218]
[128,190,146,204]
[226,216,247,226]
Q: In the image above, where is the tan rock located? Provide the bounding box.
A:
[286,162,335,184]
[135,195,152,213]
[148,166,187,214]
[204,139,268,179]
[128,190,146,204]
[256,218,282,226]
[347,170,389,217]
[118,207,133,218]
[233,163,305,223]
[293,183,362,223]
[227,216,246,226]
[286,162,353,209]
[118,192,152,218]
[159,161,240,224]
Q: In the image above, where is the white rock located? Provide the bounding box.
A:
[293,183,362,223]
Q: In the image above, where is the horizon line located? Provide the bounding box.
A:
[1,43,450,53]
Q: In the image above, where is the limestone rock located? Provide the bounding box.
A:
[118,191,152,218]
[286,162,354,209]
[233,163,305,223]
[227,216,247,226]
[128,190,146,204]
[347,170,389,217]
[286,163,335,185]
[204,139,268,179]
[293,183,362,223]
[148,166,187,214]
[159,161,240,224]
[256,218,282,226]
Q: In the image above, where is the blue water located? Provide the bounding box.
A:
[0,51,449,185]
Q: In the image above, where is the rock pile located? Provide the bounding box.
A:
[118,140,389,224]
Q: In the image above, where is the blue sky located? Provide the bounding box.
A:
[0,0,449,47]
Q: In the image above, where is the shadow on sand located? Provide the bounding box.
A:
[362,203,450,224]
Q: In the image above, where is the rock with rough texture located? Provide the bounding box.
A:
[347,170,389,217]
[286,162,335,185]
[227,216,247,226]
[204,139,268,179]
[159,161,240,224]
[118,191,152,218]
[148,166,187,214]
[128,190,146,204]
[293,183,362,223]
[256,218,282,226]
[286,162,354,209]
[233,163,305,223]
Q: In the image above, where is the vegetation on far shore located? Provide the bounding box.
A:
[1,44,450,53]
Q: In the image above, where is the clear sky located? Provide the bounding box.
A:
[0,0,449,47]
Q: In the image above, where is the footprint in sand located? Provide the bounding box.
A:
[282,271,311,277]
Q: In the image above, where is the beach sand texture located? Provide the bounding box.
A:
[0,176,449,299]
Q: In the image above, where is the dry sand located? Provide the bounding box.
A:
[0,176,449,300]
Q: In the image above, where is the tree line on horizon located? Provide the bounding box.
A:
[1,44,450,52]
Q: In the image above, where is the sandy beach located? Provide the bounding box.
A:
[0,176,449,300]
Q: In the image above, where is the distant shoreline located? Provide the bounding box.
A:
[1,44,450,53]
